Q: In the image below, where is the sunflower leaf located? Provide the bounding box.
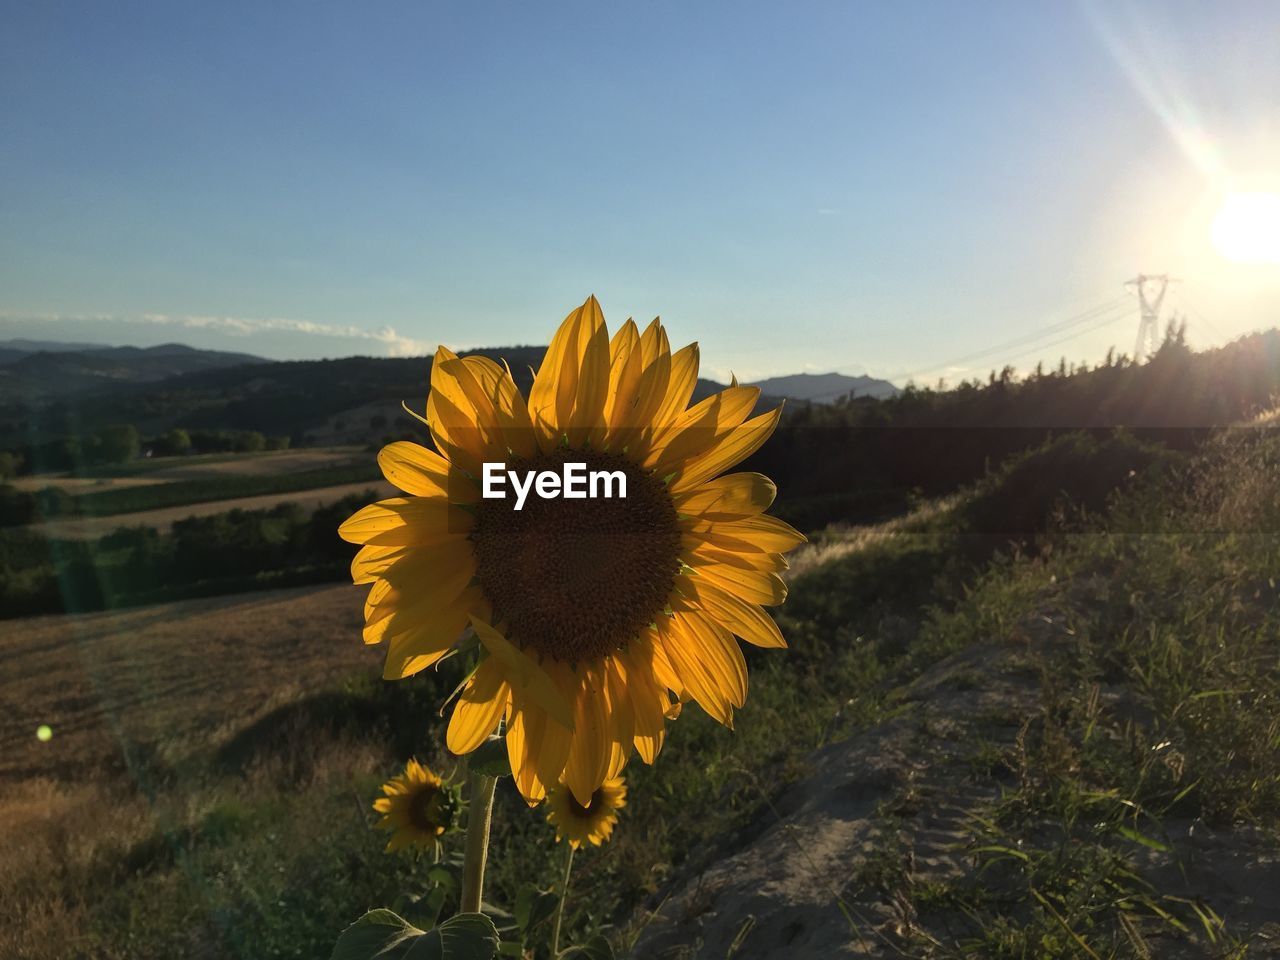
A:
[330,909,499,960]
[514,884,559,934]
[469,737,512,778]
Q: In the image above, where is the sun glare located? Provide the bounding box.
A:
[1210,191,1280,264]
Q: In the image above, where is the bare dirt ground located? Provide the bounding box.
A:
[32,479,394,539]
[0,583,376,788]
[632,618,1280,959]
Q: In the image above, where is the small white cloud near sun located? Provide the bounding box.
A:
[1210,191,1280,264]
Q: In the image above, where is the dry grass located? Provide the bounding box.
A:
[0,584,378,784]
[31,480,394,540]
[0,583,395,959]
[786,494,961,580]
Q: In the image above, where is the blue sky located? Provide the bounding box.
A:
[3,1,1279,383]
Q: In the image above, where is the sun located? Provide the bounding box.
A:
[1210,191,1280,264]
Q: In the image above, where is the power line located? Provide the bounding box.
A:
[992,307,1133,371]
[1169,292,1232,347]
[893,294,1131,383]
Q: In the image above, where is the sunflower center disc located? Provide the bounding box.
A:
[407,786,442,833]
[471,448,682,664]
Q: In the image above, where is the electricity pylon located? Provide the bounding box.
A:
[1125,274,1176,361]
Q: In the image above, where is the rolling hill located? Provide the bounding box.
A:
[0,342,779,446]
[0,341,268,401]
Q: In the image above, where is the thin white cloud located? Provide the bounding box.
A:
[0,310,431,357]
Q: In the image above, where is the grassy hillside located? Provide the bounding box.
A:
[5,418,1278,958]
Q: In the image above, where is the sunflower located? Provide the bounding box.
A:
[372,758,460,853]
[545,776,626,848]
[340,296,803,807]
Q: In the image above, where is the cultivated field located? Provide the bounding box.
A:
[31,479,394,539]
[7,474,170,492]
[10,447,370,491]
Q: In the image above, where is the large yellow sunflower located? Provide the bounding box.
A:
[372,758,460,853]
[545,776,626,848]
[340,296,803,807]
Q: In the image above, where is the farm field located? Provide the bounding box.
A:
[7,474,170,492]
[29,479,394,539]
[11,447,371,490]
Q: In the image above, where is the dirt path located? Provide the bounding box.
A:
[632,626,1280,958]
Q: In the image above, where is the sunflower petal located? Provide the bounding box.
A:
[377,442,476,500]
[684,514,807,553]
[646,386,760,474]
[616,646,667,764]
[688,561,788,606]
[563,667,611,805]
[470,617,574,731]
[447,657,510,754]
[653,342,700,426]
[381,589,480,679]
[363,546,477,644]
[603,657,635,778]
[686,541,789,573]
[669,406,783,493]
[673,472,777,520]
[427,388,488,477]
[674,574,786,649]
[504,705,542,803]
[655,614,735,726]
[339,499,472,546]
[672,609,747,708]
[529,296,604,450]
[461,355,538,459]
[603,320,643,426]
[351,544,412,584]
[567,321,611,447]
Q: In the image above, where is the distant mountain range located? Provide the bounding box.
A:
[749,372,900,403]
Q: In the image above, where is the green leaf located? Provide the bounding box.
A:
[514,884,559,935]
[331,910,499,960]
[559,934,616,960]
[469,738,512,778]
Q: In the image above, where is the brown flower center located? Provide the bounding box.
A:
[471,448,682,664]
[407,785,443,833]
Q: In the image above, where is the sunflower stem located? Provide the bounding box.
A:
[458,768,497,915]
[550,843,575,956]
